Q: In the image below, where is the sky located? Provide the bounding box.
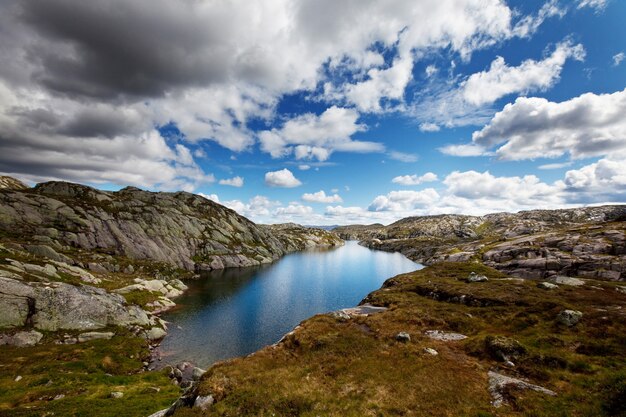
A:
[0,0,625,225]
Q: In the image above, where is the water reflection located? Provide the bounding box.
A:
[158,241,420,367]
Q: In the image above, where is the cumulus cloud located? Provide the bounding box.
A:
[222,195,280,220]
[470,88,626,160]
[412,40,584,129]
[613,52,625,66]
[259,106,383,161]
[419,122,440,132]
[274,204,314,217]
[369,189,441,212]
[219,176,244,187]
[392,172,439,185]
[199,193,220,203]
[302,190,343,203]
[264,168,302,188]
[461,40,585,106]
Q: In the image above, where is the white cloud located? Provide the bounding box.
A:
[425,65,438,78]
[538,161,572,170]
[298,164,311,171]
[259,106,383,161]
[345,55,414,112]
[577,0,608,11]
[392,172,439,186]
[613,52,625,66]
[461,40,585,106]
[219,176,244,187]
[410,39,584,130]
[438,143,487,157]
[222,195,280,220]
[302,190,343,203]
[264,168,302,188]
[199,193,220,203]
[419,122,440,132]
[274,204,314,217]
[512,0,566,38]
[387,151,419,163]
[369,189,441,212]
[470,88,626,160]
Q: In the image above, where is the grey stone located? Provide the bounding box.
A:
[110,391,124,399]
[77,331,114,343]
[466,272,488,282]
[424,330,468,341]
[557,309,583,326]
[488,371,556,407]
[423,347,438,356]
[0,330,43,347]
[192,367,206,381]
[550,276,585,286]
[194,395,215,410]
[146,327,167,341]
[537,282,559,290]
[0,276,150,331]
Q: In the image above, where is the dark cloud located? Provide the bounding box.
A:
[17,0,233,101]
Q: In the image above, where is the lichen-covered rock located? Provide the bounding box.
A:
[0,330,43,347]
[557,309,583,327]
[485,335,526,361]
[488,371,556,407]
[0,277,150,331]
[537,282,559,290]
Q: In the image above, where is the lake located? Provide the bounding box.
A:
[157,240,420,368]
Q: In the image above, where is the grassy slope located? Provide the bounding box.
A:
[173,262,626,417]
[0,330,179,416]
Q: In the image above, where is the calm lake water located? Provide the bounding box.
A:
[157,241,420,368]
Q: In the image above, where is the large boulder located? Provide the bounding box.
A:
[0,277,150,331]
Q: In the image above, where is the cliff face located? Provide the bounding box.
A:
[336,206,626,281]
[0,180,342,272]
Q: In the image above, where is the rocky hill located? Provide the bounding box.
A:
[338,206,626,281]
[0,180,342,272]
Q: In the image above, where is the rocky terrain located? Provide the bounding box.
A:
[160,262,626,416]
[336,206,626,281]
[0,177,342,416]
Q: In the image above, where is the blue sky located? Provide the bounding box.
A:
[0,0,625,224]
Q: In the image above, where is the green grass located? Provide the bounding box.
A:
[0,331,180,416]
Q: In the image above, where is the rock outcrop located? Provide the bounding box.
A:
[339,206,626,281]
[0,179,342,272]
[0,276,150,331]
